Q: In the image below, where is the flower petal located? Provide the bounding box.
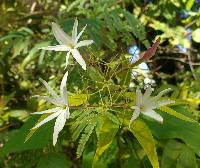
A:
[37,96,63,106]
[154,100,175,109]
[143,109,163,123]
[129,108,140,128]
[72,19,78,42]
[75,40,94,48]
[60,71,68,105]
[32,111,61,129]
[52,22,73,45]
[153,88,172,101]
[39,45,70,51]
[39,78,59,99]
[31,107,61,114]
[136,89,142,106]
[143,86,153,101]
[71,49,86,70]
[65,51,71,68]
[75,25,87,43]
[53,110,67,145]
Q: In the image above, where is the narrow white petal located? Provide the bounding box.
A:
[71,49,86,70]
[143,86,153,102]
[75,25,87,43]
[65,51,71,68]
[53,110,67,145]
[154,100,175,109]
[32,111,60,129]
[153,88,173,101]
[72,19,78,42]
[39,45,70,51]
[66,107,70,119]
[143,109,163,123]
[136,89,142,106]
[31,107,61,114]
[75,40,93,48]
[129,109,140,128]
[60,71,68,105]
[39,78,59,99]
[33,95,61,105]
[52,22,73,45]
[38,96,63,106]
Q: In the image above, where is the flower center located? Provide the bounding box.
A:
[140,105,146,112]
[68,43,75,49]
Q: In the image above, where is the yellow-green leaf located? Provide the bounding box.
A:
[128,119,160,168]
[159,106,195,122]
[186,0,195,10]
[68,94,89,106]
[93,118,118,166]
[192,28,200,43]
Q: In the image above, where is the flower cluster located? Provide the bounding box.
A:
[31,19,174,145]
[31,19,93,145]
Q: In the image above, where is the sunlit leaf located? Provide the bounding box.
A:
[127,119,160,168]
[93,117,118,165]
[159,106,195,122]
[192,28,200,43]
[68,94,89,106]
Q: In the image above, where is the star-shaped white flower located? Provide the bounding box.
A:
[31,71,69,145]
[129,86,175,128]
[40,19,93,70]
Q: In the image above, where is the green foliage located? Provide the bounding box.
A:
[76,119,96,158]
[147,106,200,157]
[37,153,72,168]
[93,117,119,164]
[0,116,52,158]
[128,119,160,168]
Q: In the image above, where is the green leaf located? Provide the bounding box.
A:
[19,41,50,71]
[192,28,200,43]
[186,0,195,10]
[25,114,49,142]
[176,145,197,168]
[146,106,200,157]
[77,119,96,158]
[159,106,195,122]
[37,153,72,168]
[8,109,29,121]
[161,139,183,168]
[12,37,30,58]
[68,94,89,106]
[93,117,118,164]
[128,119,160,168]
[122,10,146,41]
[0,116,52,157]
[88,66,105,87]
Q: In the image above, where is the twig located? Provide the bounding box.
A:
[187,51,198,80]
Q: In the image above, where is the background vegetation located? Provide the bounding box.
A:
[0,0,200,167]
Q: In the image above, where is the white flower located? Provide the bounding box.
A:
[31,71,70,145]
[129,86,175,128]
[40,19,93,70]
